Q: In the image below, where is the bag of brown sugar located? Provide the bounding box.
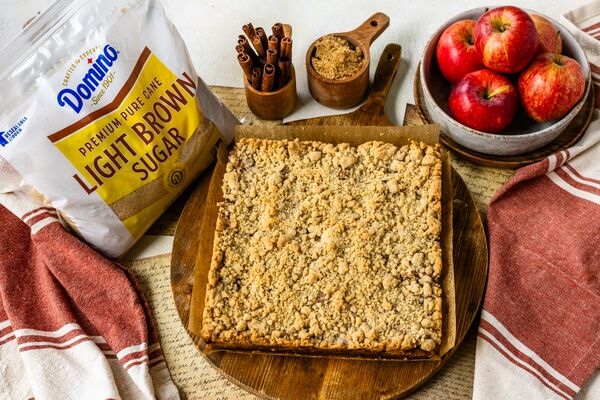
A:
[0,0,238,258]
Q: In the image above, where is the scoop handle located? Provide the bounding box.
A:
[370,43,402,103]
[342,12,390,51]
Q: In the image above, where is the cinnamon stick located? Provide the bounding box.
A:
[281,37,292,59]
[237,35,252,53]
[268,35,279,52]
[252,36,266,57]
[261,63,275,92]
[251,67,262,90]
[237,52,253,82]
[272,23,284,40]
[277,56,291,88]
[282,24,292,38]
[242,23,256,40]
[237,35,259,65]
[266,48,278,67]
[255,27,268,53]
[237,21,293,92]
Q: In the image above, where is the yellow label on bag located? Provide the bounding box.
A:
[50,46,203,236]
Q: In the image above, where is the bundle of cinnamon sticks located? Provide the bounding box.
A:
[236,22,293,92]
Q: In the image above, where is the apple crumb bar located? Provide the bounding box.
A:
[201,138,443,355]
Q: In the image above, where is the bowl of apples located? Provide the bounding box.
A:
[419,6,591,156]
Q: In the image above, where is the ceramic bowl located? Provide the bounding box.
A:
[419,7,591,156]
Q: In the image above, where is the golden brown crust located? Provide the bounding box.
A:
[201,138,443,357]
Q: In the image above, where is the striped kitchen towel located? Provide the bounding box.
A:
[473,3,600,400]
[0,192,179,399]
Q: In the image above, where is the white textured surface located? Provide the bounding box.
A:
[0,0,592,124]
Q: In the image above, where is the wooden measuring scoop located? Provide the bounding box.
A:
[288,43,402,126]
[305,12,390,109]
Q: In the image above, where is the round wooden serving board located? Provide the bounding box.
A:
[413,66,594,169]
[170,162,487,399]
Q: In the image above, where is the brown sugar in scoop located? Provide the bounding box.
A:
[311,35,365,80]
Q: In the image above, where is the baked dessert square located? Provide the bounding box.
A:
[201,138,443,356]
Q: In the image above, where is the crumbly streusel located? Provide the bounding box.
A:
[201,138,443,354]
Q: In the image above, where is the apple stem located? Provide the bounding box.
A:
[486,85,511,99]
[466,33,474,45]
[492,20,509,33]
[554,30,562,65]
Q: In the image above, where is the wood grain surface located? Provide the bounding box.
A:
[413,67,594,169]
[244,66,297,120]
[170,46,488,399]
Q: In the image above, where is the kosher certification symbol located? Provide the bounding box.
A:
[164,162,186,190]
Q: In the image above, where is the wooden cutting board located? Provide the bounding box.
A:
[170,44,488,399]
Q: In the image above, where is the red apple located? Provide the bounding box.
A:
[449,69,518,133]
[474,6,539,73]
[518,53,585,122]
[530,13,562,54]
[436,19,483,83]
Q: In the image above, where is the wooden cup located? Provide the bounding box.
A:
[244,66,297,120]
[305,12,390,109]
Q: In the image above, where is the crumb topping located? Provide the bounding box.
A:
[201,138,443,353]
